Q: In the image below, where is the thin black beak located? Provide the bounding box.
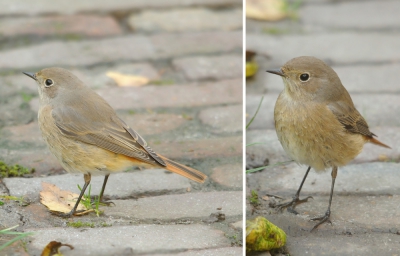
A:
[266,69,285,77]
[23,72,37,80]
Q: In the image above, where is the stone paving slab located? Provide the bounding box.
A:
[0,148,64,176]
[289,195,400,229]
[106,191,242,220]
[264,63,400,94]
[285,233,400,256]
[152,247,243,256]
[72,63,161,89]
[0,95,35,128]
[301,0,400,31]
[245,94,276,130]
[246,94,400,130]
[253,196,400,234]
[247,162,400,196]
[0,15,122,37]
[27,224,231,256]
[211,164,242,189]
[246,33,400,64]
[151,31,242,59]
[0,31,241,70]
[246,129,290,170]
[153,136,242,160]
[0,0,242,15]
[97,79,242,110]
[199,104,243,134]
[4,169,192,201]
[173,54,242,81]
[129,8,242,32]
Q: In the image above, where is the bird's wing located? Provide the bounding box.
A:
[327,101,375,137]
[51,104,166,167]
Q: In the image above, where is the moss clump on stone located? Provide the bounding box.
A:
[0,161,34,178]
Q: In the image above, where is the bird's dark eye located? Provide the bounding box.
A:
[299,73,310,82]
[45,79,53,87]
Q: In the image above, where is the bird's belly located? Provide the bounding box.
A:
[274,98,365,171]
[38,106,148,175]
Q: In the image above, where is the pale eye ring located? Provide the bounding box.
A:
[45,79,54,87]
[299,73,310,82]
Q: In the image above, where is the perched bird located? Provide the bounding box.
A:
[24,68,207,217]
[268,56,390,230]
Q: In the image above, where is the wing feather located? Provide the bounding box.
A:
[328,101,375,137]
[52,105,166,167]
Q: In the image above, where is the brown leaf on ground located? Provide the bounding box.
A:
[106,71,149,87]
[39,182,86,215]
[246,0,286,21]
[41,241,74,256]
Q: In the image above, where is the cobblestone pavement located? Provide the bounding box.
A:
[0,1,243,255]
[246,0,400,255]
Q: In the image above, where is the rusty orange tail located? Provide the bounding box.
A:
[158,155,207,183]
[369,137,391,149]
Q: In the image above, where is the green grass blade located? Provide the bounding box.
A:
[246,96,264,129]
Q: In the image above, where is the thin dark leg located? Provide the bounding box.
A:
[59,173,91,218]
[275,166,313,214]
[95,174,114,206]
[310,166,338,231]
[99,174,110,203]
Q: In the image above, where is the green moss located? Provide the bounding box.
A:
[67,221,111,228]
[250,190,260,206]
[0,195,28,206]
[67,221,95,228]
[0,161,34,178]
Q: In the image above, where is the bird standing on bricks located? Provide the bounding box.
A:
[24,67,207,217]
[268,56,390,230]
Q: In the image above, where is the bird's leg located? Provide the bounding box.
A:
[310,166,338,231]
[95,174,114,206]
[274,166,313,214]
[58,173,91,218]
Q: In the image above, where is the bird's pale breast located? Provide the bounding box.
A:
[274,92,365,171]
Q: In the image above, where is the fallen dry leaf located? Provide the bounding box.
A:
[246,0,286,21]
[41,241,74,256]
[106,71,149,87]
[40,182,86,215]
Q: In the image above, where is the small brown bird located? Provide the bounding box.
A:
[24,68,207,217]
[268,56,390,230]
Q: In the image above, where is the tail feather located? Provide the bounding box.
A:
[369,137,391,149]
[158,155,207,183]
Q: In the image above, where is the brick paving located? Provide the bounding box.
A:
[0,1,243,255]
[246,0,400,255]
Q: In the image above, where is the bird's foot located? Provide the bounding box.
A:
[56,209,87,218]
[95,200,115,207]
[273,195,313,215]
[310,210,332,231]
